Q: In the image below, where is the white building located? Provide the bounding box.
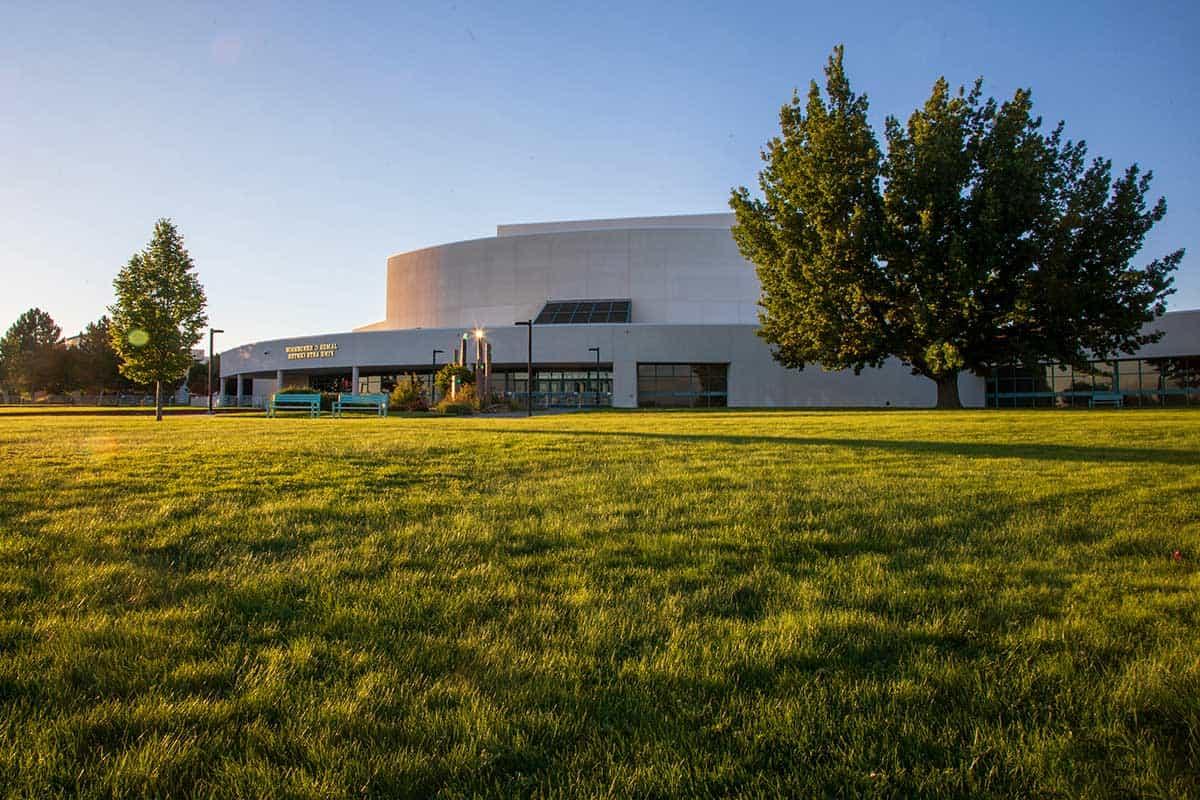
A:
[219,214,1199,409]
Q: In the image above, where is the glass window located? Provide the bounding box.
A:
[988,357,1200,409]
[499,367,611,407]
[1135,360,1159,405]
[637,363,728,408]
[1115,360,1141,403]
[988,363,1056,407]
[1185,358,1200,399]
[1146,356,1197,406]
[1091,362,1115,392]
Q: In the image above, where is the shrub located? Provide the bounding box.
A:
[438,402,474,416]
[389,376,429,412]
[436,383,477,415]
[435,364,475,396]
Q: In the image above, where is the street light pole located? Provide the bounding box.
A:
[431,349,444,406]
[588,347,600,406]
[514,320,532,416]
[207,327,224,414]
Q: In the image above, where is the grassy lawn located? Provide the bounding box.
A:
[0,409,1197,798]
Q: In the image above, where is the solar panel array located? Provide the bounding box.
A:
[534,299,631,325]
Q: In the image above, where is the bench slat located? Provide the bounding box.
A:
[1089,391,1124,409]
[333,393,388,418]
[267,393,322,418]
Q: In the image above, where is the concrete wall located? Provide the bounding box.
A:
[496,213,736,238]
[221,323,988,408]
[372,222,760,331]
[1122,309,1200,359]
[219,310,1200,410]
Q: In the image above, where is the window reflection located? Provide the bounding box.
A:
[986,356,1199,408]
[637,363,728,408]
[499,368,613,407]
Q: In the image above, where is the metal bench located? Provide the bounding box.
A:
[1089,391,1124,409]
[332,393,388,417]
[267,392,322,417]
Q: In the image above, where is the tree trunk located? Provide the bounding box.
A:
[155,380,163,422]
[934,372,962,409]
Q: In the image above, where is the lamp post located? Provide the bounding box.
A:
[207,328,224,414]
[588,347,600,406]
[431,349,444,406]
[514,320,532,417]
[473,327,485,389]
[472,328,488,401]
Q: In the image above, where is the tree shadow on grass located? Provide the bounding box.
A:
[575,481,1124,667]
[493,428,1199,466]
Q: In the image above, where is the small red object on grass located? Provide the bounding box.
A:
[1172,550,1182,562]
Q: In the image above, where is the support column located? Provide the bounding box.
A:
[276,370,284,391]
[612,358,638,409]
[351,366,360,393]
[235,374,243,407]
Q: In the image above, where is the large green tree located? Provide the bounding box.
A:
[0,308,62,398]
[109,219,208,420]
[76,316,134,396]
[730,47,1183,408]
[185,353,217,396]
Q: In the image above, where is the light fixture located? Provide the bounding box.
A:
[207,328,225,415]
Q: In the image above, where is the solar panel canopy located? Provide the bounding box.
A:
[534,299,631,325]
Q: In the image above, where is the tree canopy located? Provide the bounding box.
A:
[435,363,475,395]
[76,316,135,394]
[0,308,62,397]
[109,219,208,420]
[730,46,1184,407]
[0,311,140,399]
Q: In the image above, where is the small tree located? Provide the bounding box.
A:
[435,363,475,397]
[0,308,62,398]
[109,219,208,421]
[731,47,1183,407]
[436,382,477,415]
[185,354,218,396]
[389,375,428,411]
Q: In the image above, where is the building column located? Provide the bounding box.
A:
[612,358,638,409]
[235,374,243,407]
[351,365,360,393]
[276,370,284,391]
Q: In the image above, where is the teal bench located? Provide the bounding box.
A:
[1089,391,1124,409]
[333,393,388,417]
[267,392,322,417]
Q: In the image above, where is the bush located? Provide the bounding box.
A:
[436,383,477,415]
[389,376,429,412]
[435,364,475,396]
[438,402,474,416]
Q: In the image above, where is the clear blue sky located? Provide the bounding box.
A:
[2,0,1197,347]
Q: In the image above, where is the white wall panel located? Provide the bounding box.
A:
[381,223,759,329]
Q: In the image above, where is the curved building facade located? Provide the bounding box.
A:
[363,214,761,331]
[220,213,1199,409]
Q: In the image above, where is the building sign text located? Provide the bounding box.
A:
[285,343,339,360]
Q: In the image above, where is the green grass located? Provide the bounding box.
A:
[1,409,1197,798]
